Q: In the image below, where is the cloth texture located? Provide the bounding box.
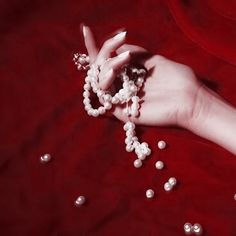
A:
[1,0,236,235]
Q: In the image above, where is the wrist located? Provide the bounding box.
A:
[184,84,236,154]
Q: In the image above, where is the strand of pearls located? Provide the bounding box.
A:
[74,53,151,164]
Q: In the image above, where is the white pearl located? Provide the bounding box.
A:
[125,136,133,145]
[83,98,90,105]
[83,83,91,90]
[103,94,112,102]
[130,85,137,93]
[87,109,93,116]
[84,105,92,111]
[146,189,155,199]
[193,223,202,235]
[155,161,164,170]
[124,121,134,131]
[133,159,142,168]
[126,145,134,152]
[75,196,86,207]
[126,130,135,137]
[234,193,236,201]
[111,96,119,104]
[104,102,112,110]
[123,107,130,116]
[40,153,52,163]
[184,223,193,235]
[133,140,140,147]
[92,110,99,117]
[157,140,166,150]
[98,107,106,115]
[137,153,146,160]
[168,177,177,186]
[97,90,104,97]
[83,91,90,97]
[164,182,172,192]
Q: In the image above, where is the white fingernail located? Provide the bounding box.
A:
[83,25,88,37]
[118,50,130,58]
[114,31,127,40]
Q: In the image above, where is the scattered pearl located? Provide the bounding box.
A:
[193,223,203,235]
[157,140,166,150]
[40,153,52,163]
[134,159,142,168]
[184,223,193,235]
[164,182,172,192]
[146,189,155,199]
[155,161,164,170]
[234,193,236,201]
[75,196,86,207]
[168,177,177,186]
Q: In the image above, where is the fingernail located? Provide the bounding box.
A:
[114,31,127,40]
[117,50,130,58]
[83,25,88,37]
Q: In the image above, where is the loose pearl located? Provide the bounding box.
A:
[184,223,193,235]
[168,177,177,186]
[164,182,172,192]
[75,196,86,207]
[157,140,166,150]
[134,159,142,168]
[234,193,236,201]
[40,153,52,163]
[193,223,202,235]
[155,161,164,170]
[146,189,154,199]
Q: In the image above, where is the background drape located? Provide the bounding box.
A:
[1,0,236,235]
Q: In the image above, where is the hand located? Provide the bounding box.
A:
[82,25,202,128]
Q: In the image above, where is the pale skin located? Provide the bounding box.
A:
[82,26,236,155]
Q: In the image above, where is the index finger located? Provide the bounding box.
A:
[82,25,99,64]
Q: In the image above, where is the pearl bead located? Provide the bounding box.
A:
[234,193,236,201]
[104,94,112,102]
[92,110,99,117]
[134,159,142,168]
[164,182,172,192]
[40,153,52,163]
[184,223,193,235]
[126,145,134,152]
[83,91,90,97]
[168,177,177,186]
[137,153,146,160]
[75,196,86,207]
[155,161,164,170]
[193,223,202,235]
[126,130,135,137]
[146,189,154,199]
[83,83,91,90]
[157,140,166,149]
[98,107,106,115]
[111,96,119,104]
[104,102,112,110]
[97,90,104,97]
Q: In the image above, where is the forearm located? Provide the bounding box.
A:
[187,85,236,155]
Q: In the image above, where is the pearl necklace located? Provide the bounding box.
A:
[74,54,151,166]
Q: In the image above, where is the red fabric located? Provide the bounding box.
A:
[1,0,236,235]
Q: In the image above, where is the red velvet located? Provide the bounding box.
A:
[1,0,236,235]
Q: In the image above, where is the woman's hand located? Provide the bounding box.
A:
[82,25,236,155]
[82,25,202,128]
